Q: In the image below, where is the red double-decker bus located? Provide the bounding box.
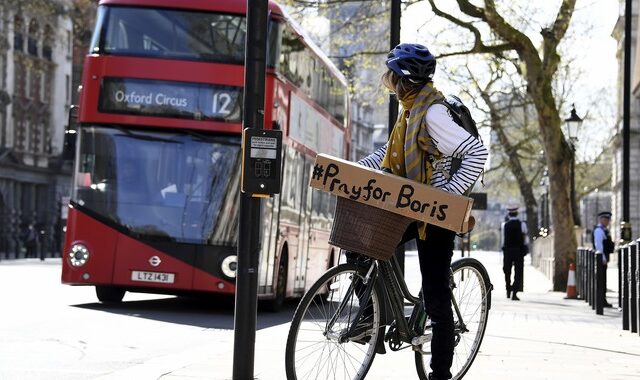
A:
[62,0,350,308]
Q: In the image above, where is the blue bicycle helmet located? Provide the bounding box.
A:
[386,43,436,81]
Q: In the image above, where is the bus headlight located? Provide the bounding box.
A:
[68,244,90,267]
[220,254,237,279]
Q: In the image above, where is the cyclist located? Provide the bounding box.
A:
[357,43,488,380]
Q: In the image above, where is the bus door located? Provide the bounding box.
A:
[257,193,281,295]
[293,155,312,292]
[305,189,333,288]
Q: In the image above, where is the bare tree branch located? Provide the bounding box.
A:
[542,0,577,78]
[428,0,514,58]
[328,50,386,59]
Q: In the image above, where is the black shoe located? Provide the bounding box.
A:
[603,301,613,308]
[511,293,520,301]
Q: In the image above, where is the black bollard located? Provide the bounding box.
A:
[583,249,588,300]
[619,247,623,308]
[636,240,640,337]
[630,244,637,332]
[592,251,596,309]
[577,250,583,299]
[596,252,604,315]
[622,245,630,330]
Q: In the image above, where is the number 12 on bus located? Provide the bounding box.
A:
[61,0,350,310]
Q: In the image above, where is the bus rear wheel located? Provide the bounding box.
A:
[263,257,287,312]
[95,286,126,303]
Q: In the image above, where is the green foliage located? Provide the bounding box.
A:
[282,0,391,107]
[70,0,97,50]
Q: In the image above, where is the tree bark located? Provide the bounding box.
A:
[528,82,575,290]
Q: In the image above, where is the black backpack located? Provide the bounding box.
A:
[433,95,484,181]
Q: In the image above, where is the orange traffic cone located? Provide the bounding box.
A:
[565,262,577,299]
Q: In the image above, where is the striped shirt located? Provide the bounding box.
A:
[357,103,488,195]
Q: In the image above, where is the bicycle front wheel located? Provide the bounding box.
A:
[285,263,382,380]
[415,257,491,380]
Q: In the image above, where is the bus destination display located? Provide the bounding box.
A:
[99,78,242,122]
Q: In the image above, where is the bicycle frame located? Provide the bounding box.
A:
[332,254,470,346]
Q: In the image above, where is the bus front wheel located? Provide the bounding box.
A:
[95,286,126,303]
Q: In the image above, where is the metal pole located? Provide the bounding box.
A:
[619,247,623,308]
[623,0,632,239]
[233,1,269,379]
[389,0,405,273]
[623,245,630,330]
[388,0,401,129]
[630,244,638,332]
[570,143,580,226]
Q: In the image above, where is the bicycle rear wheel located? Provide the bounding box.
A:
[285,263,382,380]
[415,257,491,380]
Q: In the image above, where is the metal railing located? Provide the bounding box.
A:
[532,233,555,281]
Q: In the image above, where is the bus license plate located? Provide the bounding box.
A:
[131,270,175,284]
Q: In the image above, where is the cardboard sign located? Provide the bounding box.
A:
[309,154,474,233]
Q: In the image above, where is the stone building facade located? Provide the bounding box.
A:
[0,1,73,259]
[612,1,640,242]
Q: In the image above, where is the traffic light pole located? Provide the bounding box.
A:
[389,0,404,273]
[232,1,269,379]
[622,0,632,241]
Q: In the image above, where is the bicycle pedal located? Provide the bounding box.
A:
[411,333,432,346]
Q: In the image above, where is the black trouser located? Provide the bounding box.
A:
[346,223,455,379]
[603,252,610,303]
[415,223,456,380]
[503,247,523,293]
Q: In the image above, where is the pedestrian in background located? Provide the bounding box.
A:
[22,223,37,259]
[591,211,614,308]
[501,206,529,301]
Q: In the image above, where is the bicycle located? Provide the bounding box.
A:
[285,198,493,380]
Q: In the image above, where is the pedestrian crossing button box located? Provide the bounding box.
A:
[241,128,282,197]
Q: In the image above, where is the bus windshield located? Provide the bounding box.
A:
[91,5,250,63]
[73,126,241,245]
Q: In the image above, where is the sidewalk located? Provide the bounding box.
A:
[150,251,640,379]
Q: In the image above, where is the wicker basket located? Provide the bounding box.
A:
[329,197,413,261]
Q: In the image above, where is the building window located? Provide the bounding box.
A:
[25,69,31,99]
[65,74,70,103]
[13,15,24,52]
[0,56,4,89]
[0,111,5,148]
[28,19,39,57]
[67,30,72,55]
[22,118,29,151]
[38,70,46,102]
[43,25,53,61]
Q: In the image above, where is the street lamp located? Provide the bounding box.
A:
[564,104,583,227]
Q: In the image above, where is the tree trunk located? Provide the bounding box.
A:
[529,83,576,291]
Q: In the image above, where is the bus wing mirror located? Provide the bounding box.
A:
[62,105,78,161]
